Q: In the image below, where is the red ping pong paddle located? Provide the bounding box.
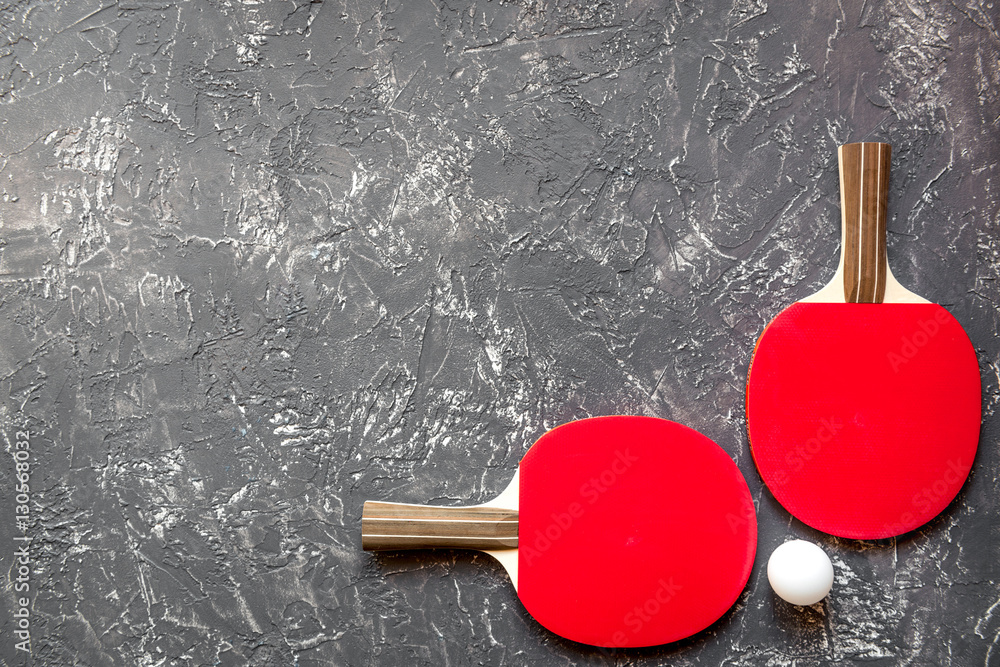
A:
[746,142,981,540]
[362,416,757,647]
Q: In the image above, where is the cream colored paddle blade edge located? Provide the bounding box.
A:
[477,469,519,590]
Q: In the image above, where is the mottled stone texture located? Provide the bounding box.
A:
[0,0,997,665]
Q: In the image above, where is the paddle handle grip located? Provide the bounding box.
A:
[839,142,891,303]
[361,501,518,551]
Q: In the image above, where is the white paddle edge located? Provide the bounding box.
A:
[800,243,929,304]
[476,469,520,590]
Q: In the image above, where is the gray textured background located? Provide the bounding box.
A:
[1,1,998,665]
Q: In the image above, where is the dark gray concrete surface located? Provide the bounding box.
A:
[1,1,998,665]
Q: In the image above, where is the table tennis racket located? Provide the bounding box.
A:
[362,416,757,647]
[746,142,981,540]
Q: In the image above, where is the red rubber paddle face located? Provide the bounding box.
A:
[517,416,756,647]
[747,303,981,539]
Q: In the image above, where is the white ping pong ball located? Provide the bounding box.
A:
[767,540,834,606]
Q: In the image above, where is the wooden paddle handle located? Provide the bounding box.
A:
[839,142,892,303]
[361,501,518,551]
